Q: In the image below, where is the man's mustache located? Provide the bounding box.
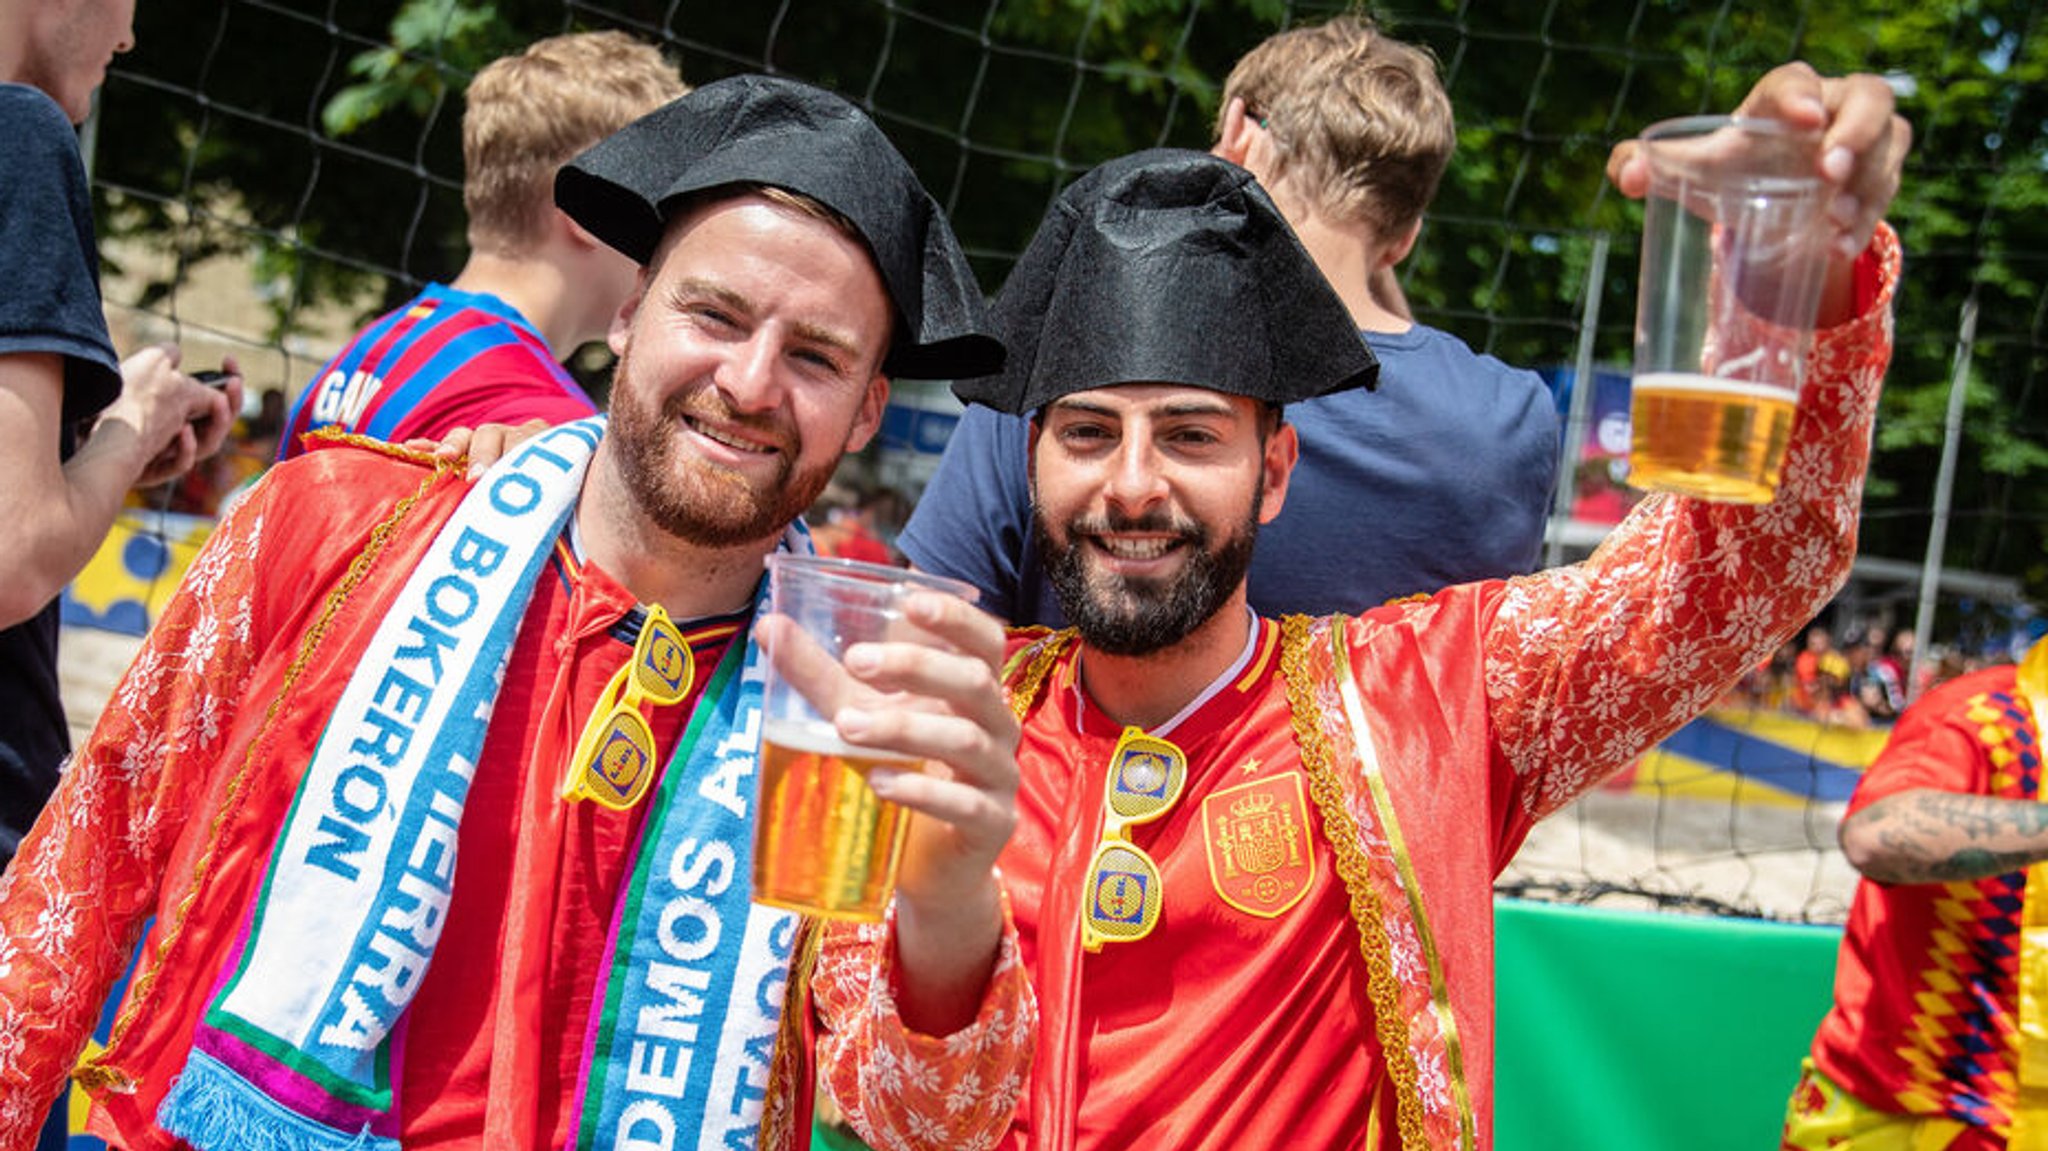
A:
[660,390,791,451]
[1069,509,1203,540]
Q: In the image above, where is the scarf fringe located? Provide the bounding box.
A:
[159,1051,395,1151]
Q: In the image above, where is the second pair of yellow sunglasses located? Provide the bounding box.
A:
[1081,727,1189,951]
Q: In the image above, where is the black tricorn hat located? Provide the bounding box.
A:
[555,74,1003,381]
[953,148,1377,415]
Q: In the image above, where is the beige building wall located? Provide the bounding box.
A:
[98,235,375,413]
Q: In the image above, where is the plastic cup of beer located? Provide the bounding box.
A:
[751,554,978,922]
[1628,115,1833,504]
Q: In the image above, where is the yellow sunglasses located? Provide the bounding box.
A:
[1081,727,1188,951]
[562,603,694,810]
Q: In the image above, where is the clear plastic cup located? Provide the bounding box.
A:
[751,555,978,921]
[1628,115,1833,504]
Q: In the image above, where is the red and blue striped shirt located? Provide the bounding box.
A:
[279,283,596,460]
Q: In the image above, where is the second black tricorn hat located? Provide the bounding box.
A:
[953,148,1377,415]
[555,74,1003,381]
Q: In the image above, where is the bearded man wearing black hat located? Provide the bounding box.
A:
[973,65,1907,1150]
[0,77,1029,1151]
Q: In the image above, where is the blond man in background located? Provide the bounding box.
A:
[899,15,1562,623]
[278,30,685,457]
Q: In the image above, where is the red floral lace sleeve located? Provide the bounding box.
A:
[806,889,1035,1151]
[0,492,272,1148]
[1487,226,1900,821]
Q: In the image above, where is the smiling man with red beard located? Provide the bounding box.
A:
[0,76,1034,1151]
[591,190,896,567]
[966,61,1908,1151]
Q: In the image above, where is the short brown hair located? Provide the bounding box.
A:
[1219,15,1454,236]
[463,31,687,255]
[757,184,863,242]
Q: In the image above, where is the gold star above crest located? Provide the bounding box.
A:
[1239,757,1262,776]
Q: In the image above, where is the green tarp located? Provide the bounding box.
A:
[1495,898,1843,1151]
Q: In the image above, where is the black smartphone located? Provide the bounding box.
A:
[192,369,232,388]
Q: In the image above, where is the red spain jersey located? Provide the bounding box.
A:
[999,617,1384,1150]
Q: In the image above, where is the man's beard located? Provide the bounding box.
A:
[605,347,840,548]
[1036,490,1261,657]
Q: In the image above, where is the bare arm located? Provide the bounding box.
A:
[0,347,240,626]
[1838,788,2048,885]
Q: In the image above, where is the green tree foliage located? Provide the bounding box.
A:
[1868,2,2048,595]
[320,0,521,137]
[98,1,476,319]
[88,0,2048,603]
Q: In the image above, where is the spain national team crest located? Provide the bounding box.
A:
[1201,772,1315,918]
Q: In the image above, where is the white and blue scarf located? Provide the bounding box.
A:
[157,417,798,1149]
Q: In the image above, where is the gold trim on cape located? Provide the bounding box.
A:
[1280,614,1441,1151]
[1004,629,1075,723]
[759,915,826,1150]
[1325,616,1478,1150]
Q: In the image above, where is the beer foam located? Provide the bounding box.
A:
[761,717,921,763]
[1633,371,1798,403]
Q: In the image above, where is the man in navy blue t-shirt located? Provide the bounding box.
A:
[898,16,1561,623]
[0,0,244,872]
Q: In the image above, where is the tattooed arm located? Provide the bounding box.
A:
[1838,789,2048,885]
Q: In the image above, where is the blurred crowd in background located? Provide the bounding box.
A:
[1733,622,2007,728]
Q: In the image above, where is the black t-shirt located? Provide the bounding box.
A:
[0,83,122,865]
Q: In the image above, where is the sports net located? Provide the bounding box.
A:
[77,0,2048,924]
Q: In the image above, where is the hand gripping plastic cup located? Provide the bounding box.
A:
[1627,115,1833,504]
[751,555,979,921]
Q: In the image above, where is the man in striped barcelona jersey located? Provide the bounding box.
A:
[278,31,684,459]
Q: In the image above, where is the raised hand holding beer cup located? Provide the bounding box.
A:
[752,554,1018,934]
[1609,64,1910,503]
